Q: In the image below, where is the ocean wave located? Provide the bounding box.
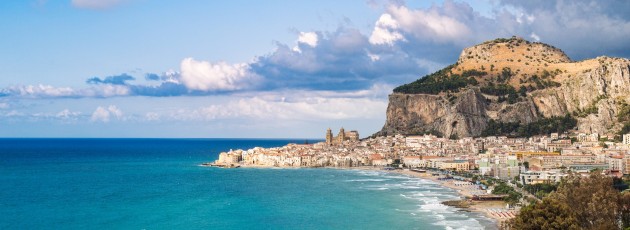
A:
[420,203,449,211]
[434,219,485,230]
[346,178,388,182]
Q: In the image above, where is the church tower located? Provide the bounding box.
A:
[338,127,346,144]
[326,128,333,146]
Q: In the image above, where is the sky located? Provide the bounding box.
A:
[1,0,630,138]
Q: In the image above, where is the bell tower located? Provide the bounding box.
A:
[338,127,346,143]
[325,128,333,146]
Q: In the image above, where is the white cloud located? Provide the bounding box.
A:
[71,0,123,9]
[90,105,123,122]
[56,109,81,120]
[293,32,319,52]
[297,32,318,47]
[1,84,130,99]
[160,89,388,122]
[516,13,536,24]
[180,58,260,91]
[91,107,110,122]
[369,14,405,45]
[386,4,471,44]
[107,105,123,119]
[0,103,8,109]
[530,32,540,41]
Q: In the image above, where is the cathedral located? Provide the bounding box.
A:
[325,128,359,145]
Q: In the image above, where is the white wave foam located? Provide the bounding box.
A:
[420,203,449,211]
[434,219,485,230]
[346,179,388,182]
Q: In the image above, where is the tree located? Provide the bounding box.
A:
[505,195,579,230]
[505,170,630,229]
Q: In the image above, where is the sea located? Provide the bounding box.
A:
[0,138,496,229]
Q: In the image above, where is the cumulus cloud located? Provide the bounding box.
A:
[385,4,472,44]
[369,14,405,45]
[298,32,319,47]
[71,0,123,9]
[498,0,630,59]
[90,105,123,122]
[7,0,630,101]
[251,26,428,91]
[180,58,260,91]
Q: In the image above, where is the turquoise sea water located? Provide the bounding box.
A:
[0,139,496,229]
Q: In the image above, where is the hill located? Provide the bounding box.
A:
[377,36,630,138]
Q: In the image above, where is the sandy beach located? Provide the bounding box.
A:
[394,169,516,226]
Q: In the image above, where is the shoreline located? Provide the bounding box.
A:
[209,164,509,227]
[390,169,513,227]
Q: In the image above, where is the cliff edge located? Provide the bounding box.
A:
[376,37,630,138]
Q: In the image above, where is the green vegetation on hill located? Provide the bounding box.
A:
[393,65,481,94]
[614,101,630,140]
[480,114,577,137]
[481,83,520,104]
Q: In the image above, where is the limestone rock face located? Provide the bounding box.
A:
[377,38,630,137]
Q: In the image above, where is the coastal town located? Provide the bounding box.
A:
[213,128,630,183]
[209,128,630,222]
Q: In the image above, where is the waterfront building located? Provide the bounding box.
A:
[440,160,469,171]
[402,156,422,168]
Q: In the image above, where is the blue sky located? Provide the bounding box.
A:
[1,0,630,138]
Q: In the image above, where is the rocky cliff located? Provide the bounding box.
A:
[377,37,630,137]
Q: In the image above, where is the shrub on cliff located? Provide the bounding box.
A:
[480,115,576,137]
[393,65,482,94]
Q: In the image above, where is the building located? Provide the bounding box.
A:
[440,160,470,171]
[325,127,359,146]
[326,128,334,145]
[529,155,597,170]
[402,156,422,168]
[511,151,560,161]
[623,133,630,145]
[520,170,567,185]
[608,155,624,172]
[492,155,520,180]
[546,139,572,152]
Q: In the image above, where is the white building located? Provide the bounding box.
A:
[520,170,567,185]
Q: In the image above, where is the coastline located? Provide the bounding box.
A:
[221,164,507,228]
[389,169,512,227]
